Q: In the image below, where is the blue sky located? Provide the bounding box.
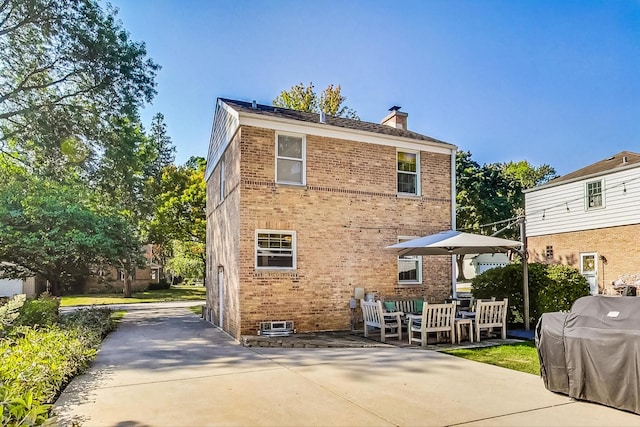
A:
[108,0,640,176]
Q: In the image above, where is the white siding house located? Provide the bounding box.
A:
[525,151,640,295]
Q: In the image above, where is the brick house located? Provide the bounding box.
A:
[205,99,457,339]
[83,244,163,293]
[525,151,640,295]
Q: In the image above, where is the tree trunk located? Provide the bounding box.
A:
[49,279,62,296]
[123,273,133,297]
[456,254,467,282]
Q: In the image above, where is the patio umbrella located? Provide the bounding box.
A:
[385,230,523,299]
[385,230,522,256]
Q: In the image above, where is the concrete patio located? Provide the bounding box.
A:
[54,303,640,426]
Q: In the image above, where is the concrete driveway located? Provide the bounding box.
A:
[54,304,639,426]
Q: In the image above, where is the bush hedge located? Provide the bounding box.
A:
[472,262,590,326]
[0,296,115,426]
[14,293,60,328]
[147,278,171,290]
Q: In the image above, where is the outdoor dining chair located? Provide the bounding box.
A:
[407,302,456,347]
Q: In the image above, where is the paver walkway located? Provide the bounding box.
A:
[54,304,639,426]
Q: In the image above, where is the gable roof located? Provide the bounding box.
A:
[528,151,640,191]
[219,98,454,147]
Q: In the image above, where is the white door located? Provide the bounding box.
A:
[580,252,598,295]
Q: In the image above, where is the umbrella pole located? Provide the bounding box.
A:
[520,219,530,331]
[452,255,457,299]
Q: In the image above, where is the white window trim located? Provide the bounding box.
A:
[255,229,297,270]
[584,178,605,211]
[397,236,422,284]
[219,155,225,202]
[397,150,420,196]
[275,132,306,185]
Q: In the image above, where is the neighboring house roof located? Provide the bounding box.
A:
[219,98,454,146]
[527,151,640,192]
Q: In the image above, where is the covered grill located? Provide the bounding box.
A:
[536,296,640,414]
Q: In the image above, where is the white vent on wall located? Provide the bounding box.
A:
[258,321,295,337]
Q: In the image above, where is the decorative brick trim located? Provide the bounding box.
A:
[253,271,300,279]
[240,179,450,203]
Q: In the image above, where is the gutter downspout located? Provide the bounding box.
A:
[451,149,457,299]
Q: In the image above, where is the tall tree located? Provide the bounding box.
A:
[0,0,159,173]
[145,113,176,182]
[273,82,359,119]
[0,0,163,297]
[149,157,206,281]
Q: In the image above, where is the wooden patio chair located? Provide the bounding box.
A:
[474,298,508,341]
[407,302,456,347]
[360,299,403,342]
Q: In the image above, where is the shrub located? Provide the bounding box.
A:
[14,293,60,328]
[0,294,26,337]
[147,278,171,290]
[0,307,115,426]
[538,264,590,313]
[472,262,589,326]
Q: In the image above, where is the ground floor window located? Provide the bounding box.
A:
[397,236,422,284]
[256,230,296,269]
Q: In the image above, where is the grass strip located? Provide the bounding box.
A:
[444,341,540,375]
[60,285,205,307]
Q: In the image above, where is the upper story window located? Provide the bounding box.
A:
[276,133,305,185]
[256,230,296,269]
[586,180,603,209]
[397,151,419,195]
[397,236,422,284]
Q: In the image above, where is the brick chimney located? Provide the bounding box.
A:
[381,106,408,130]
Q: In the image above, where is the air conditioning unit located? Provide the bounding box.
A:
[258,321,294,337]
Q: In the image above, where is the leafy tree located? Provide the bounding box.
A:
[273,82,317,113]
[273,82,359,119]
[149,157,206,280]
[145,112,176,187]
[319,84,359,119]
[0,175,142,296]
[0,0,159,173]
[502,160,557,190]
[93,114,177,297]
[455,151,556,280]
[165,240,205,281]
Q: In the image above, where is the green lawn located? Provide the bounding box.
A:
[188,305,203,316]
[60,285,206,307]
[443,341,540,375]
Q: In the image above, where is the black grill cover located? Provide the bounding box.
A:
[536,296,640,414]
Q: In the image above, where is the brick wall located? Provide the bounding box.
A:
[206,130,242,337]
[528,223,640,294]
[206,125,454,338]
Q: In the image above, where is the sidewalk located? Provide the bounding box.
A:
[54,305,639,426]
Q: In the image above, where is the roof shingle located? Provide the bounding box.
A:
[547,151,640,185]
[220,98,454,147]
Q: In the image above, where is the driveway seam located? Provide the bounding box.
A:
[445,401,578,426]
